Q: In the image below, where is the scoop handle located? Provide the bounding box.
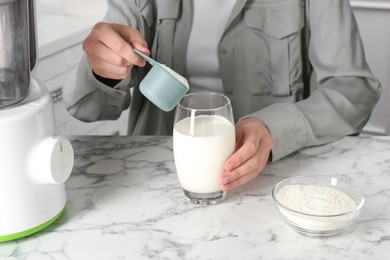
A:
[133,48,156,66]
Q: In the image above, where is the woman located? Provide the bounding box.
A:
[63,0,381,191]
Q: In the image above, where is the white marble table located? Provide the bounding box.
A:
[1,136,389,260]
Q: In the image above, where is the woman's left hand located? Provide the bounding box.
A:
[220,118,274,191]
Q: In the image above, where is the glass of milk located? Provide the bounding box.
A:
[173,92,235,205]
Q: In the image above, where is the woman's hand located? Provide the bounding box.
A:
[220,118,273,191]
[82,22,149,80]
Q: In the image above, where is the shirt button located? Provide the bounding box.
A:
[220,47,228,55]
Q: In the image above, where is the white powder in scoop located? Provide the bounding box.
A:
[160,63,189,88]
[276,184,357,231]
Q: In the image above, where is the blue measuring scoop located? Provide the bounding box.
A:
[133,48,189,112]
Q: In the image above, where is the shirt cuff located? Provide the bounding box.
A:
[246,103,308,162]
[86,67,131,119]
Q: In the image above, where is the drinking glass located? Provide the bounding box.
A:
[173,92,235,205]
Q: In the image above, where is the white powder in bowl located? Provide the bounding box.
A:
[276,184,357,231]
[160,63,189,89]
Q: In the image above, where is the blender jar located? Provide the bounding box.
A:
[0,0,35,108]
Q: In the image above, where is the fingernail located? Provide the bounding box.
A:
[223,176,231,185]
[226,162,236,171]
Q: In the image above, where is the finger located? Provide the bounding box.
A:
[111,23,150,65]
[220,168,261,191]
[91,23,148,67]
[221,129,272,190]
[227,146,267,181]
[225,133,261,172]
[84,40,134,67]
[221,144,268,190]
[89,56,133,79]
[112,23,148,49]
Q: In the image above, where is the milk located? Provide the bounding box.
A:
[173,115,235,193]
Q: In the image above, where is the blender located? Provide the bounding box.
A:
[0,0,74,242]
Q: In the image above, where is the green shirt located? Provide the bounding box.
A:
[63,0,381,161]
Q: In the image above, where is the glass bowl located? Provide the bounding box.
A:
[272,176,365,237]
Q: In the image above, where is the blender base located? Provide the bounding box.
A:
[0,79,72,244]
[0,206,65,243]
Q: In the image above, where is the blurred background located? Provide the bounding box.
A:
[34,0,390,136]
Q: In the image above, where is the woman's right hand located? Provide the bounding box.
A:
[82,22,149,80]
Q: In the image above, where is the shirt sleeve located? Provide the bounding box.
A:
[62,0,149,122]
[248,0,382,162]
[62,55,131,122]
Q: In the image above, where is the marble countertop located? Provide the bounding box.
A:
[1,135,390,259]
